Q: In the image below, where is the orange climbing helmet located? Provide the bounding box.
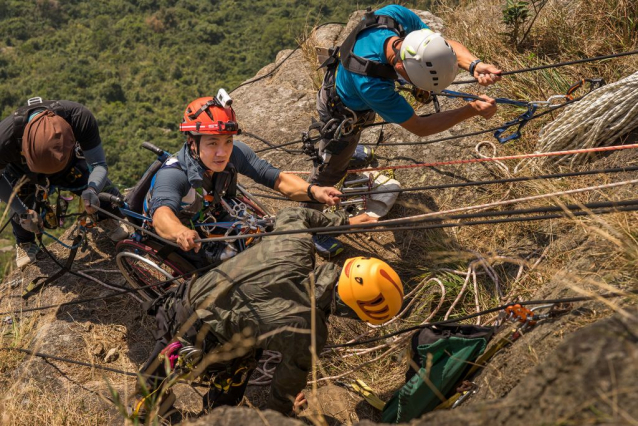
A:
[179,91,240,136]
[337,257,404,325]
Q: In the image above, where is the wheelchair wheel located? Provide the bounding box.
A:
[115,239,195,302]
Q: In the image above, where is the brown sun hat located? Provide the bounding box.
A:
[22,110,76,174]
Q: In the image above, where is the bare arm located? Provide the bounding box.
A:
[152,206,201,252]
[274,172,341,206]
[400,95,497,137]
[446,39,502,86]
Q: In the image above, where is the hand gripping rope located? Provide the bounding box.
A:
[431,78,605,143]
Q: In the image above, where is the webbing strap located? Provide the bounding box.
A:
[338,11,405,80]
[12,100,64,144]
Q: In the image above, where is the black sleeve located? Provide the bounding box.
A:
[230,140,281,189]
[57,101,102,151]
[0,115,21,170]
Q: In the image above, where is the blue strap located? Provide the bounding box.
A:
[118,207,151,223]
[440,90,529,107]
[41,230,82,250]
[493,104,537,144]
[438,90,537,143]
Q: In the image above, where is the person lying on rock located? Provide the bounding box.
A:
[144,94,374,268]
[0,99,126,270]
[303,4,502,257]
[131,206,403,420]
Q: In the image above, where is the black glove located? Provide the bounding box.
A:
[81,187,99,214]
[19,209,43,234]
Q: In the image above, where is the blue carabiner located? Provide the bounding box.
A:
[437,90,538,143]
[494,104,537,143]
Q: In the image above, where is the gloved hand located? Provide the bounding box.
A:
[19,209,43,234]
[81,187,99,214]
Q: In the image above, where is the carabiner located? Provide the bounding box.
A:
[566,78,606,100]
[493,104,537,143]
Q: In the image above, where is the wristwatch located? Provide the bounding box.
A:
[469,59,482,77]
[307,184,318,202]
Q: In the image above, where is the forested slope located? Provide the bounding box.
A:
[0,0,371,185]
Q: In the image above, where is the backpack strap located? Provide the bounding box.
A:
[11,100,64,145]
[338,9,406,80]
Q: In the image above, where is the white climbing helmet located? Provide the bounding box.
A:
[400,29,458,91]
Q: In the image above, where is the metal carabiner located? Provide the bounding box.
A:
[530,95,570,108]
[566,78,606,100]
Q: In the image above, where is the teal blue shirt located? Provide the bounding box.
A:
[335,5,429,124]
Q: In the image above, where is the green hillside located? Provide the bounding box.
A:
[3,0,340,185]
[0,0,433,272]
[0,0,432,187]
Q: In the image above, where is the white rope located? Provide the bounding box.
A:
[381,177,638,225]
[248,350,282,386]
[537,71,638,165]
[475,141,512,177]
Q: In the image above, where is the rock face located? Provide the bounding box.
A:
[197,8,638,426]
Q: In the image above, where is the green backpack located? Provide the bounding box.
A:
[382,323,495,423]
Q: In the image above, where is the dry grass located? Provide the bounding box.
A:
[314,0,638,416]
[2,0,638,424]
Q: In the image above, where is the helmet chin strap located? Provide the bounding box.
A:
[332,285,361,320]
[386,37,411,83]
[389,37,403,66]
[187,135,212,172]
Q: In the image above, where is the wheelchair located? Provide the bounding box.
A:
[100,142,274,302]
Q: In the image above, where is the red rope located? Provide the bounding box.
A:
[284,143,638,174]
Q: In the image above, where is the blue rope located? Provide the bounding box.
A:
[41,230,82,249]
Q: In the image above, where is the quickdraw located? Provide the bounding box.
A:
[34,181,78,230]
[412,77,606,144]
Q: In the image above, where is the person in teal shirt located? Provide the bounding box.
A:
[305,5,502,258]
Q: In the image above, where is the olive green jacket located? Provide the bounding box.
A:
[188,207,348,413]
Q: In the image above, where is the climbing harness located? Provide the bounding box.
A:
[9,98,65,146]
[333,8,405,80]
[302,8,407,167]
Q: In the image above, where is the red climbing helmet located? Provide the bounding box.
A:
[179,91,240,136]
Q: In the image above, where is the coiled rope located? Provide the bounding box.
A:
[537,71,638,165]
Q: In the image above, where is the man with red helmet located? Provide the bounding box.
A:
[145,93,370,258]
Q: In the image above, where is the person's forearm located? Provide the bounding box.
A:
[152,207,190,241]
[84,145,109,192]
[445,39,478,71]
[274,173,313,201]
[405,106,477,137]
[0,173,27,215]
